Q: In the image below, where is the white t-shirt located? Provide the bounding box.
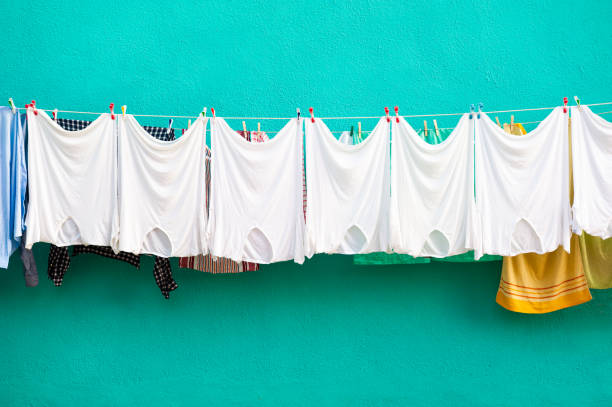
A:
[390,114,479,257]
[207,117,305,264]
[571,106,612,239]
[25,110,117,248]
[114,115,208,257]
[475,107,570,257]
[304,117,390,256]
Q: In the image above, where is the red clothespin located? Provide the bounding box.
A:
[30,100,38,115]
[52,109,58,121]
[182,129,185,135]
[211,107,215,118]
[394,106,400,123]
[385,107,390,123]
[109,103,115,120]
[563,97,568,113]
[309,107,314,123]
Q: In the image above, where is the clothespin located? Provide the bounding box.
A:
[563,97,568,113]
[350,125,355,144]
[257,122,261,133]
[52,109,58,121]
[574,96,581,108]
[394,106,400,123]
[358,122,362,141]
[30,100,38,116]
[8,98,16,114]
[182,129,185,135]
[510,115,514,130]
[477,103,483,119]
[309,107,314,123]
[121,105,126,116]
[469,104,475,119]
[109,103,115,120]
[433,119,440,143]
[495,117,502,128]
[424,120,428,139]
[297,108,301,121]
[384,107,390,123]
[242,120,247,136]
[187,119,191,129]
[201,107,207,118]
[167,119,173,135]
[211,107,215,118]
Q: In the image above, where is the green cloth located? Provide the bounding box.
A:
[431,251,501,263]
[354,253,430,265]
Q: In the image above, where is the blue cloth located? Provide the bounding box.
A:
[0,107,27,268]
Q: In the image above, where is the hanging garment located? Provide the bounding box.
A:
[115,115,208,257]
[475,107,570,257]
[20,231,38,287]
[570,106,612,239]
[390,114,478,257]
[152,256,177,299]
[179,142,260,274]
[579,233,612,289]
[57,118,176,140]
[503,122,527,135]
[72,245,140,268]
[497,234,591,313]
[208,118,305,264]
[496,115,591,313]
[25,110,116,248]
[304,117,390,256]
[354,252,430,265]
[0,107,27,267]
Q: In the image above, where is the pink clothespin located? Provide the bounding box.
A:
[30,100,38,116]
[394,106,400,123]
[309,107,314,123]
[109,103,115,120]
[385,107,390,123]
[563,97,568,113]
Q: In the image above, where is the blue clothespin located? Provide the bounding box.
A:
[469,104,475,119]
[477,103,484,119]
[167,119,173,135]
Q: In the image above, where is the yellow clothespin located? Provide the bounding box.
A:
[121,105,126,116]
[495,117,501,128]
[423,120,428,139]
[433,119,440,143]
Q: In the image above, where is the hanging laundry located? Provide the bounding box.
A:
[20,231,38,287]
[152,256,177,299]
[579,233,612,289]
[114,115,208,257]
[570,106,612,239]
[496,115,591,313]
[25,110,117,248]
[503,122,527,135]
[390,114,478,258]
[72,245,140,268]
[179,139,259,274]
[0,107,27,268]
[304,117,390,256]
[475,107,570,257]
[47,244,71,287]
[208,118,305,264]
[354,253,430,265]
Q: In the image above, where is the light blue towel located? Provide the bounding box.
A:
[0,106,27,268]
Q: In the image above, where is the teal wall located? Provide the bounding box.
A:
[1,1,612,405]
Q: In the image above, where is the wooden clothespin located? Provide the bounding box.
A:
[188,119,191,129]
[495,117,502,128]
[358,122,362,142]
[424,120,428,139]
[242,121,247,138]
[257,122,261,133]
[510,115,514,130]
[433,119,440,143]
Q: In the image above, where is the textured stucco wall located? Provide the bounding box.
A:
[1,1,612,405]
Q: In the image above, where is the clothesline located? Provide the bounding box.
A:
[15,101,612,121]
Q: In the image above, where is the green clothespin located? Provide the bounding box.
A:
[574,96,581,108]
[201,107,207,118]
[8,98,16,114]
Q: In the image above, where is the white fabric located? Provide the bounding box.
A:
[390,114,479,257]
[208,117,305,264]
[305,117,390,256]
[571,106,612,239]
[475,107,570,257]
[25,110,117,248]
[114,115,208,257]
